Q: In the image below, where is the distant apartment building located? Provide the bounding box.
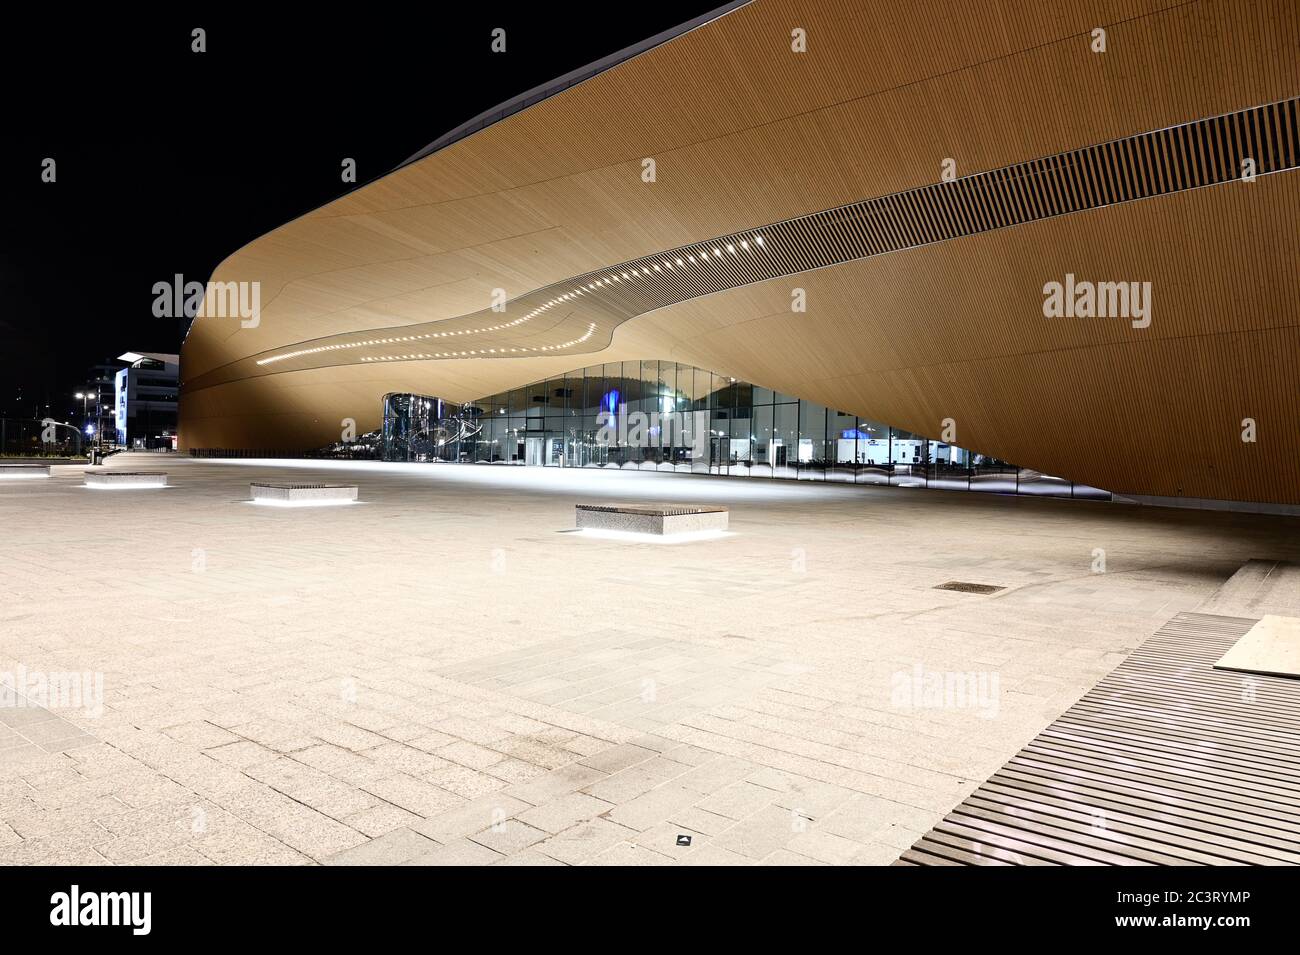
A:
[112,352,179,449]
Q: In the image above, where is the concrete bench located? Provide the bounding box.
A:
[575,503,728,535]
[84,471,168,488]
[250,483,358,505]
[0,465,51,479]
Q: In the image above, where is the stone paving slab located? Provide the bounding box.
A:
[3,454,1299,864]
[1214,613,1300,677]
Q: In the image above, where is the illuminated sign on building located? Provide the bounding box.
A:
[114,369,129,445]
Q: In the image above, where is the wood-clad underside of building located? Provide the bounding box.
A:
[179,0,1300,504]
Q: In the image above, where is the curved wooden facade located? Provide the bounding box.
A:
[180,0,1300,504]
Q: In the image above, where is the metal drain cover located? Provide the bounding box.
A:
[934,581,1005,595]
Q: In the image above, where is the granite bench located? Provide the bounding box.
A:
[0,464,51,479]
[575,503,728,535]
[84,471,168,488]
[250,482,358,505]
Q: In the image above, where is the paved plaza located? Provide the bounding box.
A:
[2,454,1298,865]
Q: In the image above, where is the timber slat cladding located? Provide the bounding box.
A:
[900,612,1300,866]
[179,0,1300,505]
[183,0,1297,368]
[187,97,1299,387]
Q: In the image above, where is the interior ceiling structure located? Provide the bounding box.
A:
[180,0,1300,505]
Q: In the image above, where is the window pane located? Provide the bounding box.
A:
[971,452,1018,494]
[773,403,798,479]
[797,399,826,481]
[889,427,927,487]
[751,405,772,478]
[730,412,753,477]
[828,410,857,482]
[928,440,970,490]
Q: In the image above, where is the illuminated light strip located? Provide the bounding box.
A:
[254,233,768,367]
[84,482,169,490]
[203,98,1300,388]
[255,292,576,366]
[573,527,732,544]
[358,323,598,362]
[249,497,357,508]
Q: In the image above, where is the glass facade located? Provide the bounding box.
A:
[379,360,1109,500]
[380,393,483,462]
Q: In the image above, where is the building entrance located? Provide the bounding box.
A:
[525,437,545,466]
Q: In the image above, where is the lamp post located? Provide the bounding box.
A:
[94,382,102,453]
[75,392,89,458]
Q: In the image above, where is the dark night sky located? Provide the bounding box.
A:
[1,6,720,421]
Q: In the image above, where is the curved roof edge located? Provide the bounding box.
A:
[396,2,751,170]
[180,2,749,351]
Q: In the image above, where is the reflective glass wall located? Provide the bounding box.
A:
[381,394,483,462]
[380,361,1109,500]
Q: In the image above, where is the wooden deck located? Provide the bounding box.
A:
[899,612,1300,866]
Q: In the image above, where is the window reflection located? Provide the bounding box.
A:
[377,362,1109,501]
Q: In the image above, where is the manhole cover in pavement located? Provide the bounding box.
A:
[934,581,1005,595]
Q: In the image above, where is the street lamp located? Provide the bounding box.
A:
[93,383,102,453]
[77,384,103,460]
[74,392,91,458]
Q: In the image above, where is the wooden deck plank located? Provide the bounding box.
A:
[906,612,1300,866]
